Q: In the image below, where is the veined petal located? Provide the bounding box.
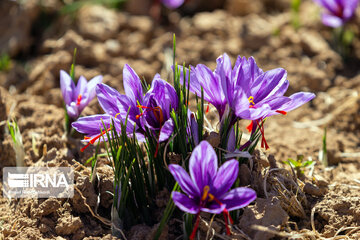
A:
[252,68,287,102]
[279,92,316,112]
[189,141,218,192]
[217,53,234,106]
[194,64,225,111]
[169,164,200,197]
[213,159,238,197]
[159,118,174,142]
[60,70,75,105]
[75,76,88,99]
[96,84,122,116]
[72,114,113,136]
[221,187,257,211]
[171,192,199,214]
[123,64,143,104]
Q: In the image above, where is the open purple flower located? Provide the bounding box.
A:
[169,141,256,238]
[313,0,359,28]
[60,70,103,119]
[137,75,178,156]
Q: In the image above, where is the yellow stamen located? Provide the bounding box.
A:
[201,185,210,201]
[114,113,121,119]
[248,96,255,106]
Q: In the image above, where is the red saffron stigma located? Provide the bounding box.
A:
[276,110,287,115]
[80,127,111,152]
[189,213,201,240]
[246,121,253,133]
[206,104,210,114]
[76,94,82,106]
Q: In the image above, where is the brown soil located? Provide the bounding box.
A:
[1,0,360,239]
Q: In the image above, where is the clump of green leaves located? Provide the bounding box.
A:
[7,119,25,167]
[284,154,314,178]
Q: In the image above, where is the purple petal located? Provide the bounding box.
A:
[342,0,359,19]
[190,113,199,146]
[194,64,226,112]
[171,192,199,214]
[200,202,226,214]
[162,0,184,9]
[189,141,218,192]
[168,164,200,197]
[221,187,256,211]
[213,159,238,197]
[66,103,79,119]
[279,92,315,112]
[96,84,122,116]
[226,126,236,153]
[87,75,103,103]
[72,114,113,136]
[252,68,287,102]
[321,13,344,27]
[60,70,75,105]
[123,64,143,104]
[159,118,174,142]
[217,53,234,106]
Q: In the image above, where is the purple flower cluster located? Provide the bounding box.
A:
[313,0,359,28]
[180,53,315,149]
[72,64,178,153]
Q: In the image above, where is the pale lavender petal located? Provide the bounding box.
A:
[172,192,199,214]
[217,53,234,105]
[159,118,174,142]
[66,103,79,119]
[74,76,88,99]
[321,13,344,27]
[60,70,75,105]
[213,159,238,197]
[87,75,103,102]
[342,0,359,19]
[123,64,143,104]
[279,92,316,112]
[189,141,218,192]
[221,187,256,211]
[162,0,184,9]
[169,164,200,197]
[72,114,113,136]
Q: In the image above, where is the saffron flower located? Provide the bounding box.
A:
[60,70,103,119]
[169,141,256,238]
[72,64,178,153]
[162,0,184,9]
[179,54,315,149]
[313,0,359,28]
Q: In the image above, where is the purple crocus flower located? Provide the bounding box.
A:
[137,75,178,156]
[179,54,315,149]
[72,64,178,153]
[169,141,256,238]
[313,0,359,28]
[162,0,184,9]
[60,70,103,119]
